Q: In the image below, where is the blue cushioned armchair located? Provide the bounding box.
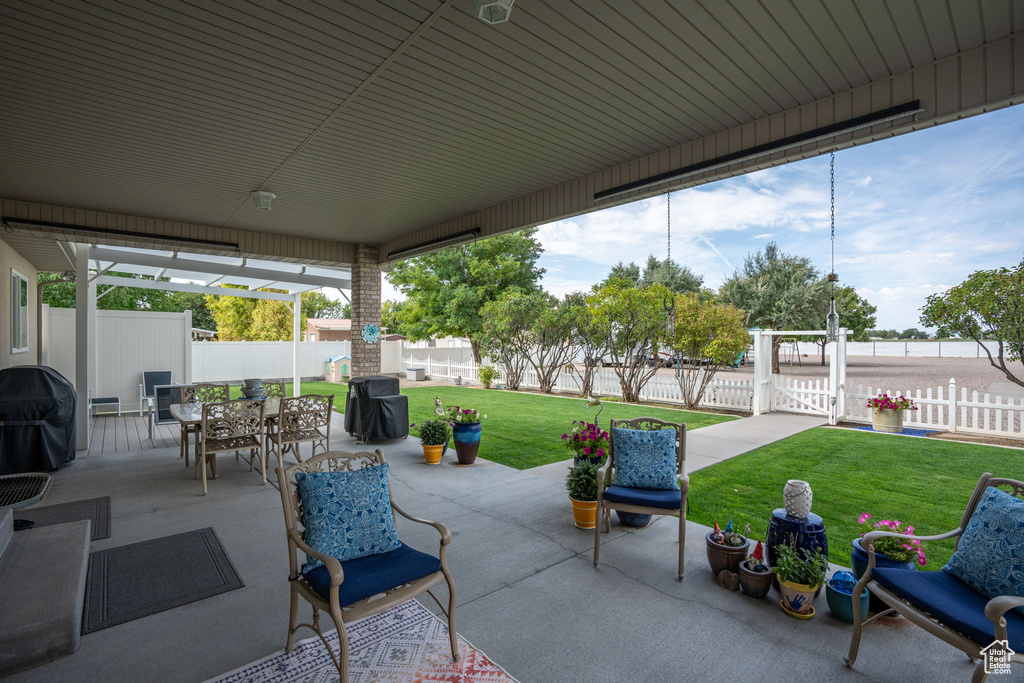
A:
[845,473,1024,681]
[276,449,458,683]
[593,417,687,580]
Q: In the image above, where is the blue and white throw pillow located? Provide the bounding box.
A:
[296,464,401,571]
[943,486,1024,611]
[611,427,679,491]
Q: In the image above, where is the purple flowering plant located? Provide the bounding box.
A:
[866,393,918,412]
[857,513,927,566]
[561,420,609,461]
[445,405,487,424]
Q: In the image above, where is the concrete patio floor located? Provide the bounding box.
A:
[9,416,979,683]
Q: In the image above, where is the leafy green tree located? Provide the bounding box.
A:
[666,294,749,408]
[899,328,928,340]
[921,261,1024,387]
[600,261,641,288]
[563,292,610,397]
[301,291,346,320]
[529,294,577,393]
[164,291,216,332]
[479,289,534,390]
[341,302,351,319]
[718,242,829,374]
[586,281,669,403]
[387,229,544,361]
[205,287,307,341]
[40,271,176,311]
[381,300,407,337]
[808,286,878,365]
[639,256,704,294]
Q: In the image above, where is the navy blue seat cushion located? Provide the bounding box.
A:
[603,485,682,510]
[872,567,1024,650]
[303,543,441,607]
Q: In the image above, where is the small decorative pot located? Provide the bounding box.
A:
[452,421,482,465]
[705,532,750,575]
[825,578,870,623]
[850,538,915,613]
[738,564,773,599]
[569,498,598,529]
[422,444,443,465]
[783,480,813,519]
[243,378,262,389]
[779,579,818,616]
[872,408,904,434]
[616,510,653,528]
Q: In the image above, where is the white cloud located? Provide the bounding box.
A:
[856,176,873,188]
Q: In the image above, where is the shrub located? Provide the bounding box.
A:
[411,419,451,446]
[479,365,497,389]
[565,461,599,501]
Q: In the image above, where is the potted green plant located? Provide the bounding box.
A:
[774,543,828,618]
[851,512,926,612]
[560,420,608,466]
[410,419,452,465]
[866,393,917,433]
[479,365,497,389]
[565,461,599,529]
[447,406,486,465]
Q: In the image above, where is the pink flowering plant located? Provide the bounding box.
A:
[561,421,609,461]
[866,393,918,412]
[857,513,927,566]
[445,406,486,424]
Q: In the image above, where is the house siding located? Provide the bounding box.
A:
[0,236,38,368]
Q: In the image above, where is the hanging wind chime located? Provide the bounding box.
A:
[662,193,682,378]
[825,150,840,342]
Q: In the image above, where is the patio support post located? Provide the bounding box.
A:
[74,243,96,450]
[350,244,381,378]
[751,330,773,416]
[292,292,301,396]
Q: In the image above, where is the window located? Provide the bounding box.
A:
[11,269,28,353]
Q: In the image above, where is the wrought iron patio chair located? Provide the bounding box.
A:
[260,381,286,398]
[265,394,333,469]
[276,449,457,683]
[197,399,265,494]
[594,417,688,580]
[845,473,1024,681]
[181,383,230,467]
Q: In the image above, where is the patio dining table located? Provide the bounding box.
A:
[170,398,281,477]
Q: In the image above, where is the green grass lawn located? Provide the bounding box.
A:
[688,428,1021,568]
[404,386,735,470]
[229,382,734,470]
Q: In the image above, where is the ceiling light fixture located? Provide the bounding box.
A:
[386,228,481,261]
[251,191,276,211]
[473,0,513,24]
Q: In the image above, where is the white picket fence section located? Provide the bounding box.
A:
[846,380,1024,437]
[401,355,753,411]
[772,375,832,416]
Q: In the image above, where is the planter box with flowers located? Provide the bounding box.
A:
[447,406,486,465]
[866,394,917,434]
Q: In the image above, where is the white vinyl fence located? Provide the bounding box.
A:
[192,341,351,383]
[846,380,1024,438]
[784,339,1001,358]
[401,355,753,411]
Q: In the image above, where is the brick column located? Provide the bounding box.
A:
[350,244,381,377]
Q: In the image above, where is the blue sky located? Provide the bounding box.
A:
[533,105,1024,332]
[381,105,1024,331]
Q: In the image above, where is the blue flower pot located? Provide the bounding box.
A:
[825,575,870,623]
[452,421,482,465]
[850,538,915,613]
[616,510,653,527]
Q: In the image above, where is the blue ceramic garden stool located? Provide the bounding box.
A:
[766,508,829,595]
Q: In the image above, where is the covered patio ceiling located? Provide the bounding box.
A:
[0,1,1021,267]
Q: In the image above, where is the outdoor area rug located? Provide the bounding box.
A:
[17,496,111,541]
[82,527,244,634]
[207,599,519,683]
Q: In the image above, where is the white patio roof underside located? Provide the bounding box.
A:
[86,245,351,303]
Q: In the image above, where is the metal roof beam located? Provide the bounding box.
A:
[93,275,295,302]
[88,246,350,290]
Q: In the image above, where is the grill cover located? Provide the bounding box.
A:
[0,366,77,474]
[344,376,408,441]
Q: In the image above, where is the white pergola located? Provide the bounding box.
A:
[71,243,351,447]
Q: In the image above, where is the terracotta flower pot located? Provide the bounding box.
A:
[779,579,818,615]
[422,444,443,465]
[705,532,749,575]
[570,498,598,529]
[738,564,772,599]
[872,408,904,434]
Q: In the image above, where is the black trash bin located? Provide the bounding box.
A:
[0,366,77,474]
[344,375,409,442]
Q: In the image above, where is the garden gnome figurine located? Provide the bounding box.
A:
[711,521,725,544]
[747,541,767,572]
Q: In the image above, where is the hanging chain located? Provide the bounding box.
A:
[830,150,835,279]
[666,191,671,264]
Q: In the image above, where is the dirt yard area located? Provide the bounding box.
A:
[692,355,1020,397]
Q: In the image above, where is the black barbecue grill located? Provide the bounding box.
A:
[0,366,77,475]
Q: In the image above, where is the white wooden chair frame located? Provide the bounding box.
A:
[276,450,458,683]
[845,473,1024,682]
[593,417,688,580]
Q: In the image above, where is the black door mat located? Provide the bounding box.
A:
[82,527,244,634]
[16,496,110,541]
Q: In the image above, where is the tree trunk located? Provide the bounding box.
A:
[469,338,482,364]
[771,337,782,375]
[820,340,826,366]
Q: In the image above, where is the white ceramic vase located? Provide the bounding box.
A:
[783,480,813,519]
